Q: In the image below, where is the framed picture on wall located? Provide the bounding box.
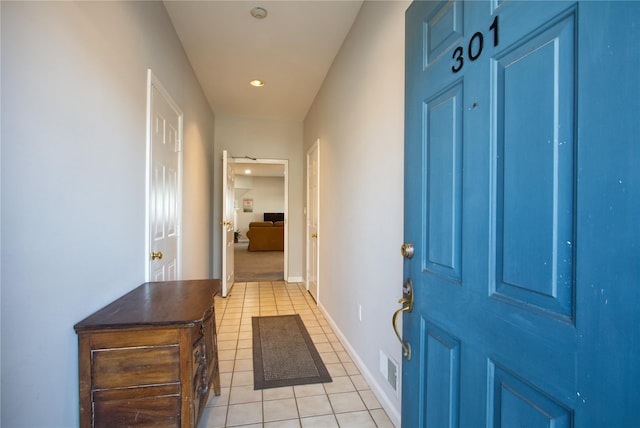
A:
[243,198,253,212]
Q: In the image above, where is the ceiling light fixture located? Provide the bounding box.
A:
[245,169,252,175]
[250,7,268,19]
[250,79,265,87]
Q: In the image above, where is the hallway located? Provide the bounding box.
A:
[200,281,395,427]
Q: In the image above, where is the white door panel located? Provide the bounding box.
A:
[221,150,235,296]
[147,70,182,282]
[306,140,320,301]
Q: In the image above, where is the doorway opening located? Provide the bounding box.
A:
[231,159,288,283]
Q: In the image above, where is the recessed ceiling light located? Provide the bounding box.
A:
[250,7,268,19]
[245,169,252,175]
[250,80,265,87]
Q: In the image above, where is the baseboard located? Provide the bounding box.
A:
[317,303,401,428]
[286,276,303,283]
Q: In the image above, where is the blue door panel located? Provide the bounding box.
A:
[492,364,572,428]
[494,12,576,319]
[426,1,464,65]
[502,35,561,292]
[425,83,463,280]
[421,320,461,428]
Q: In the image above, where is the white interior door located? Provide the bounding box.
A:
[306,140,320,301]
[221,150,235,296]
[146,70,182,282]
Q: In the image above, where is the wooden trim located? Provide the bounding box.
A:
[179,328,191,428]
[77,335,92,428]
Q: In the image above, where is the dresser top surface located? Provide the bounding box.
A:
[74,279,221,332]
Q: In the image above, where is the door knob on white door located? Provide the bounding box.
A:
[151,251,163,261]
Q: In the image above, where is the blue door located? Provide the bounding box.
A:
[402,1,640,426]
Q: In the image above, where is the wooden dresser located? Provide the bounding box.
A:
[74,279,221,428]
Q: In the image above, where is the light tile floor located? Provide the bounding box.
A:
[200,281,395,428]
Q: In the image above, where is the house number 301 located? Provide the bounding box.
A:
[451,16,499,73]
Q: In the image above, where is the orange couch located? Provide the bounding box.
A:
[246,221,284,251]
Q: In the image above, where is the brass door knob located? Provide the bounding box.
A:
[151,251,163,261]
[311,233,318,238]
[401,242,414,259]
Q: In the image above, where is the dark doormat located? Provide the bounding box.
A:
[252,314,332,390]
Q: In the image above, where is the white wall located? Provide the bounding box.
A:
[303,1,409,425]
[235,176,285,237]
[1,2,215,426]
[213,116,303,281]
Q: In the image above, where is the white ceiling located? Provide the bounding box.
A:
[163,1,364,122]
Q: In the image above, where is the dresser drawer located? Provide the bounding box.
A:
[92,345,180,390]
[93,384,181,427]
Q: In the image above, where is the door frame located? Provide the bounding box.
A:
[145,69,183,281]
[228,156,289,282]
[221,150,235,297]
[305,139,320,301]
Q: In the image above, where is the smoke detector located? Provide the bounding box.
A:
[250,7,268,19]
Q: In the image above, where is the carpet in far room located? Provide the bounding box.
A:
[234,242,284,282]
